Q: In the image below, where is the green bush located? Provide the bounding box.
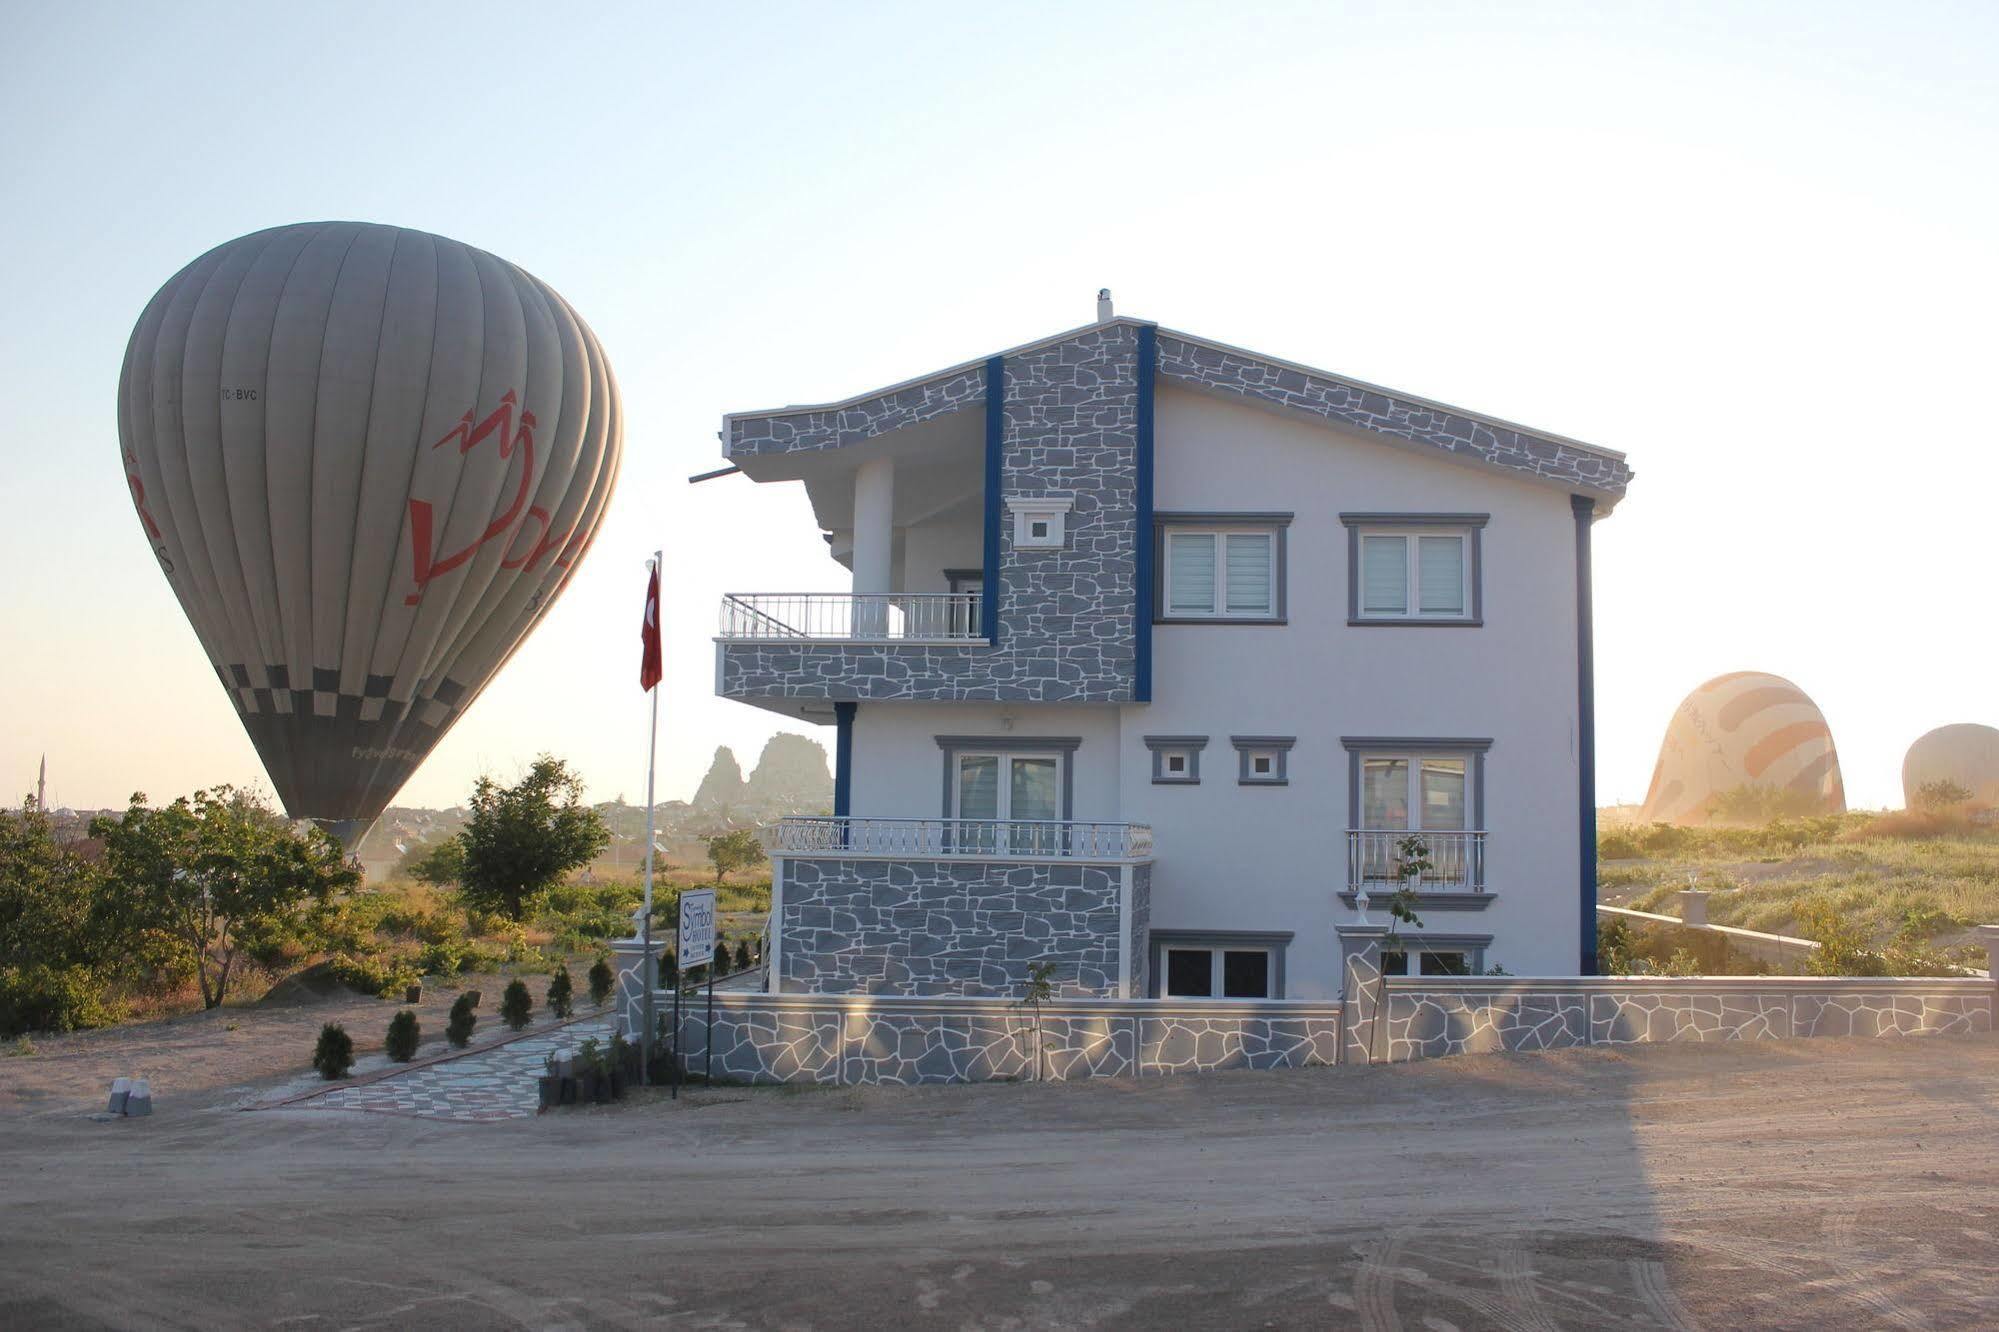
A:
[712,939,730,973]
[313,1022,354,1079]
[446,992,478,1047]
[385,1009,420,1062]
[501,978,533,1030]
[1597,829,1642,860]
[0,964,116,1037]
[587,956,615,1007]
[327,952,420,999]
[547,965,574,1019]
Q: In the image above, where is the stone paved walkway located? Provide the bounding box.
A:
[292,1018,618,1122]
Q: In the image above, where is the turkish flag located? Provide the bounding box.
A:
[639,565,662,691]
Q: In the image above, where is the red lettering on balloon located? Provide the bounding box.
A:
[124,449,163,540]
[403,390,538,605]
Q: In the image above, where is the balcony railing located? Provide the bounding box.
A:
[1347,829,1487,893]
[774,816,1153,860]
[718,593,985,642]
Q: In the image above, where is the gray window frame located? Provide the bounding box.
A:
[1143,735,1208,785]
[1148,929,1294,999]
[1232,735,1296,786]
[934,735,1082,820]
[1341,736,1489,830]
[1375,932,1495,976]
[1154,512,1292,624]
[1339,512,1488,627]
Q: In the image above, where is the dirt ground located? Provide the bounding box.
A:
[4,1013,1998,1329]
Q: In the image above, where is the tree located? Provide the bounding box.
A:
[501,978,533,1030]
[1015,960,1057,1083]
[458,758,609,922]
[734,940,751,972]
[587,956,615,1007]
[405,837,467,888]
[712,938,730,974]
[1914,779,1972,812]
[704,829,764,887]
[313,1023,354,1080]
[385,1010,420,1061]
[446,992,478,1047]
[547,964,574,1019]
[92,787,357,1010]
[1,797,114,1034]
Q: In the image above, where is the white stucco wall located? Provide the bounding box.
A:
[896,505,983,595]
[1129,385,1585,994]
[848,702,1125,822]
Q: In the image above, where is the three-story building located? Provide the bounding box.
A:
[713,297,1630,1002]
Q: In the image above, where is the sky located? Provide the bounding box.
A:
[2,0,1995,813]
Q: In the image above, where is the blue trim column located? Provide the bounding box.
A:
[832,701,856,819]
[981,355,1004,644]
[1571,494,1598,975]
[1134,325,1157,702]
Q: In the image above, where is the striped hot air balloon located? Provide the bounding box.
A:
[1639,672,1845,825]
[118,222,622,848]
[1902,724,1999,809]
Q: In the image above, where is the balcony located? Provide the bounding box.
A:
[1346,829,1487,895]
[773,816,1154,862]
[719,592,985,643]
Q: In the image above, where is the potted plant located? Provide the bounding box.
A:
[538,1051,563,1112]
[576,1037,607,1103]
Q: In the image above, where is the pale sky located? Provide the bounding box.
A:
[3,1,1994,813]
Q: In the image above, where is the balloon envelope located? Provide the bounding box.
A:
[118,222,621,846]
[1640,672,1845,824]
[1902,724,1999,809]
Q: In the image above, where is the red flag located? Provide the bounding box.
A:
[639,565,662,691]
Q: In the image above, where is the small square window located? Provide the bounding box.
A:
[1029,519,1049,539]
[1145,736,1207,784]
[1008,495,1073,549]
[1233,736,1294,785]
[1166,753,1187,775]
[1251,753,1273,776]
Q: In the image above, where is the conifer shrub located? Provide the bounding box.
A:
[501,978,533,1030]
[446,992,478,1047]
[547,965,574,1019]
[587,956,615,1007]
[734,940,751,972]
[712,939,730,974]
[313,1022,354,1080]
[385,1009,420,1062]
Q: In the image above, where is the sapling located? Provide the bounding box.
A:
[501,978,533,1031]
[1015,960,1058,1083]
[313,1023,354,1080]
[547,965,574,1019]
[385,1009,420,1062]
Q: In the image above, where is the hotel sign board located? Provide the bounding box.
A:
[676,889,717,970]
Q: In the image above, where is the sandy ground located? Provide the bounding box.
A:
[4,1013,1998,1330]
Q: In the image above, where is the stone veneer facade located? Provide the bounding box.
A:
[720,324,1141,706]
[778,856,1138,997]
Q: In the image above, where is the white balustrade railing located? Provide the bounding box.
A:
[775,816,1153,860]
[718,593,985,641]
[1347,829,1487,892]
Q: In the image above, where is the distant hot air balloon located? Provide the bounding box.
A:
[1640,672,1845,824]
[1902,724,1999,809]
[118,222,621,847]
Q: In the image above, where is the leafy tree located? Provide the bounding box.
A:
[501,978,533,1030]
[385,1009,420,1061]
[547,964,574,1019]
[446,992,478,1047]
[313,1023,354,1080]
[734,940,751,972]
[703,828,764,887]
[92,787,357,1009]
[405,837,467,888]
[458,758,610,922]
[1914,779,1972,812]
[1,798,116,1034]
[587,956,615,1007]
[1796,901,1884,977]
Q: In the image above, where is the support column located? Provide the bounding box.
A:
[833,702,856,818]
[1572,493,1598,976]
[852,456,895,637]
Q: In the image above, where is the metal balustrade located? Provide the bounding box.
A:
[718,593,985,641]
[774,816,1153,860]
[1346,829,1487,892]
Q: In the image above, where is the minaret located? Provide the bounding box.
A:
[37,754,46,812]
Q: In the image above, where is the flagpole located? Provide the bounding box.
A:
[640,550,662,1086]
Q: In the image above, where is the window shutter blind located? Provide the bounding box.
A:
[1361,535,1408,614]
[1417,535,1465,615]
[1224,534,1272,614]
[1167,533,1217,614]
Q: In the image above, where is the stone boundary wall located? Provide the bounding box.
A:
[658,994,1344,1086]
[1371,976,1994,1064]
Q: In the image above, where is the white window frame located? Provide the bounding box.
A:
[1357,752,1474,833]
[1340,513,1487,626]
[1007,495,1073,550]
[1356,529,1469,619]
[950,750,1067,823]
[1155,514,1290,623]
[1158,943,1278,999]
[1376,946,1476,978]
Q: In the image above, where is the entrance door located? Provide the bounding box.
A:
[953,751,1062,853]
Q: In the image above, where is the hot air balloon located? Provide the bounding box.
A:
[1902,724,1999,809]
[1639,672,1845,824]
[117,222,621,847]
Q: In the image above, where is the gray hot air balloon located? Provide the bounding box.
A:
[118,222,622,847]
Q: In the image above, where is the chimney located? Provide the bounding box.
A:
[1096,288,1113,322]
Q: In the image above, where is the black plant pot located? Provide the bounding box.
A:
[588,1071,610,1104]
[560,1076,577,1105]
[404,983,422,1004]
[537,1075,560,1111]
[607,1068,625,1100]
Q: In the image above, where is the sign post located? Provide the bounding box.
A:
[674,888,716,1100]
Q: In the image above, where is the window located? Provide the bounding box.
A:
[1340,514,1487,625]
[1343,738,1490,891]
[1377,948,1474,977]
[1360,755,1470,832]
[1007,496,1072,549]
[1144,735,1208,785]
[1151,932,1291,998]
[945,569,984,637]
[1154,514,1290,622]
[935,736,1081,854]
[1232,735,1295,786]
